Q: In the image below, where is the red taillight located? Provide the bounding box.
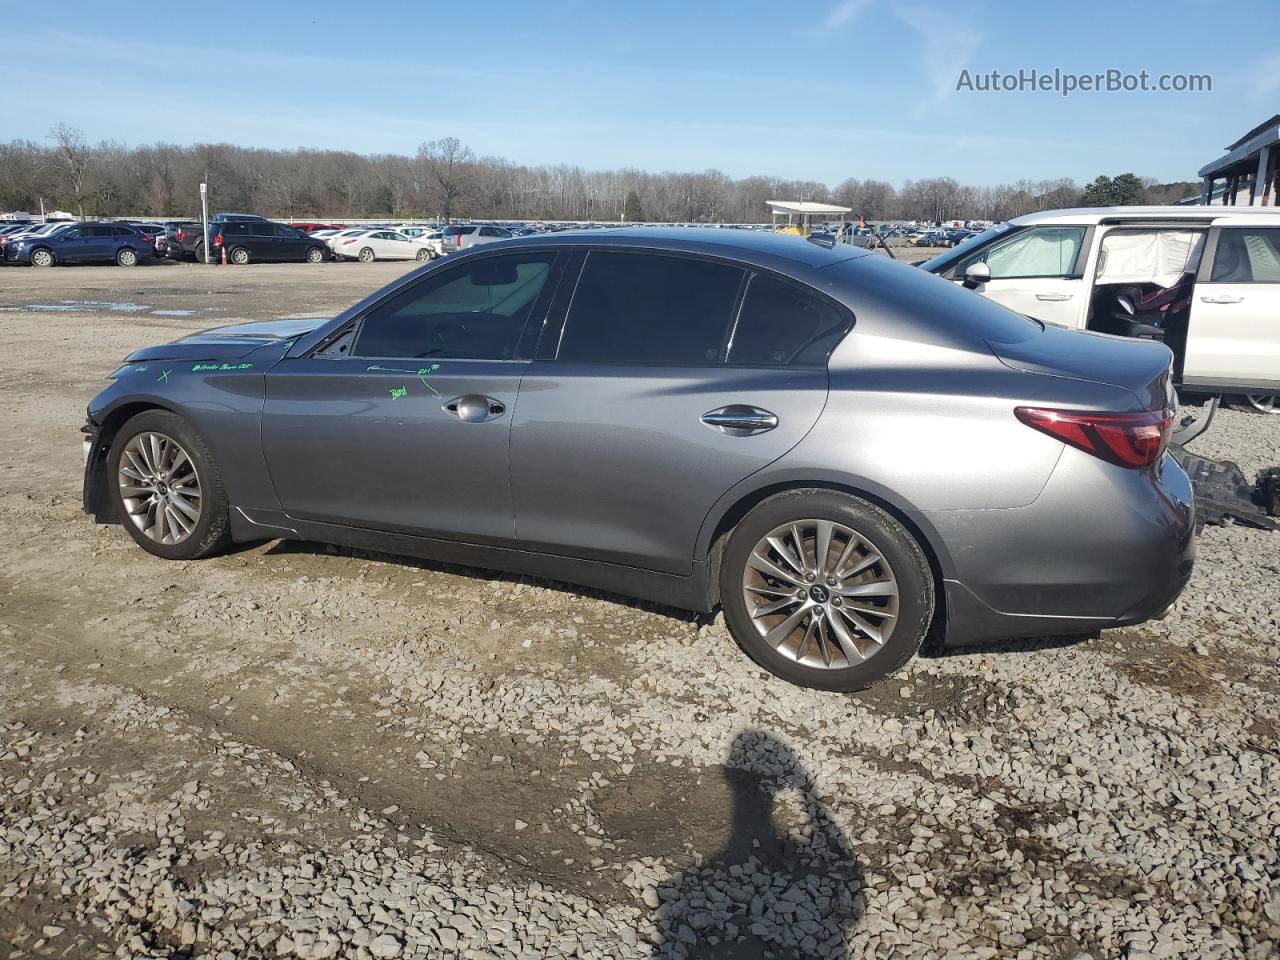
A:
[342,238,357,245]
[141,235,154,243]
[215,233,224,245]
[176,230,186,241]
[454,234,462,248]
[1015,407,1171,470]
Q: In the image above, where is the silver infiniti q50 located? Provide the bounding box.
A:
[83,229,1195,690]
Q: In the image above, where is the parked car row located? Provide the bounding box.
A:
[1,220,160,266]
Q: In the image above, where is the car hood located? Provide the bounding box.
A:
[124,317,328,362]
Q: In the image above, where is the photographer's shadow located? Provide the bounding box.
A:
[649,730,864,959]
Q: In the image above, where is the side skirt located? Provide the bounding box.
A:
[230,506,712,614]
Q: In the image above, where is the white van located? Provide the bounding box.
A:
[919,206,1280,412]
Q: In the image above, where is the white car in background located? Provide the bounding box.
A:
[323,228,373,253]
[332,229,433,263]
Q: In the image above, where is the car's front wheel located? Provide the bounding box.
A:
[720,490,934,691]
[30,248,55,267]
[107,410,231,560]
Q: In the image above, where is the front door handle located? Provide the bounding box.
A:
[444,395,505,423]
[701,405,778,436]
[1200,295,1244,304]
[1035,293,1072,301]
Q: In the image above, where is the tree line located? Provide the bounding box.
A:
[0,125,1199,224]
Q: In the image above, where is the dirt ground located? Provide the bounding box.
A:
[0,259,1277,960]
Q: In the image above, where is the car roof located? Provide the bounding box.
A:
[493,226,872,268]
[1010,205,1280,227]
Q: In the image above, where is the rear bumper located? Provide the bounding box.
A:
[930,450,1196,647]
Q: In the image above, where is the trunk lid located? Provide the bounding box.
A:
[124,317,328,362]
[987,324,1175,411]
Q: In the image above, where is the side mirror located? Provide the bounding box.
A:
[962,261,990,287]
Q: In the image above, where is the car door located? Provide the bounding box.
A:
[273,223,304,260]
[1183,223,1280,393]
[510,250,841,575]
[959,225,1090,328]
[384,232,414,259]
[261,249,565,542]
[52,226,87,262]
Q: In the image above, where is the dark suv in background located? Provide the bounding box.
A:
[211,221,330,264]
[160,221,207,261]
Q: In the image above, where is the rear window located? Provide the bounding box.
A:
[443,226,476,236]
[728,274,851,366]
[559,251,743,365]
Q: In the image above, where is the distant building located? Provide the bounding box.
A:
[1198,114,1279,205]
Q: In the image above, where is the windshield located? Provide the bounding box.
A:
[918,222,1013,273]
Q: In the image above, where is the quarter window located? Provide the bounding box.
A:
[977,226,1086,279]
[558,251,743,365]
[728,274,851,366]
[351,252,557,360]
[1210,228,1280,283]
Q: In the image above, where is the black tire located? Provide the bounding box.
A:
[720,489,934,692]
[305,246,325,263]
[30,247,55,267]
[358,246,375,263]
[230,246,250,266]
[106,410,232,561]
[116,247,139,267]
[192,241,204,263]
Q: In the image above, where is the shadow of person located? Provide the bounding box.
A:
[648,730,863,959]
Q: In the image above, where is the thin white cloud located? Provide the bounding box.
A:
[824,0,874,29]
[891,1,984,109]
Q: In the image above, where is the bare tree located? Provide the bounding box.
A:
[417,137,475,221]
[46,124,92,218]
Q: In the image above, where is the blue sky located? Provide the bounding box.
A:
[5,0,1278,186]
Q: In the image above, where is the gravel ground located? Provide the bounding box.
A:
[0,261,1277,960]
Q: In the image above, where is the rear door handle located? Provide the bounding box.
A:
[444,394,505,423]
[1035,293,1072,301]
[701,405,778,436]
[1200,295,1244,304]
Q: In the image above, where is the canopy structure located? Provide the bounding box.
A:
[1197,114,1279,206]
[766,200,852,236]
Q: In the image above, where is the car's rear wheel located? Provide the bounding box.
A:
[415,247,431,261]
[720,490,934,691]
[107,410,231,561]
[1244,394,1277,414]
[305,246,325,263]
[30,248,54,267]
[116,248,138,267]
[358,247,375,263]
[230,247,250,265]
[192,241,204,263]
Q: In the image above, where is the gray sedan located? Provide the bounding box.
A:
[81,229,1194,690]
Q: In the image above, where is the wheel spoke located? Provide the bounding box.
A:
[789,523,809,574]
[837,607,885,645]
[836,579,898,599]
[748,550,804,588]
[761,605,810,649]
[815,521,834,577]
[795,614,821,663]
[839,552,882,580]
[167,446,189,478]
[765,535,804,576]
[843,602,896,619]
[170,492,200,521]
[827,608,872,661]
[119,484,155,498]
[745,582,796,599]
[749,594,804,619]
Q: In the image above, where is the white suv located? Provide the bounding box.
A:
[921,206,1280,412]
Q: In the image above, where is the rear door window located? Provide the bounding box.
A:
[1210,228,1280,283]
[557,251,744,365]
[727,274,851,366]
[351,252,558,360]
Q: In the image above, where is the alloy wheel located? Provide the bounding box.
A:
[117,432,202,545]
[1245,395,1277,414]
[31,249,53,267]
[741,519,898,669]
